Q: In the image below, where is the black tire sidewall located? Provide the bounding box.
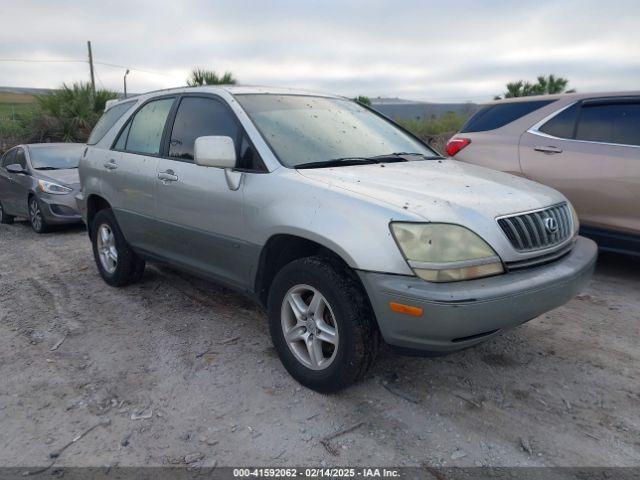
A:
[267,257,376,392]
[91,209,144,287]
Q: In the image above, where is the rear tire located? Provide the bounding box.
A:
[28,196,49,233]
[267,256,380,392]
[91,208,145,287]
[0,201,14,224]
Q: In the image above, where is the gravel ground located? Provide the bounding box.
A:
[0,220,638,469]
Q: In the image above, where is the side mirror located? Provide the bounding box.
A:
[5,164,27,174]
[194,136,237,169]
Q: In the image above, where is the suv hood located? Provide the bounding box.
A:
[297,159,566,222]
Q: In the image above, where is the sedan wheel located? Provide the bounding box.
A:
[96,223,118,274]
[29,197,47,233]
[281,284,339,371]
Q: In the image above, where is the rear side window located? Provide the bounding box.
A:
[539,103,579,139]
[123,98,174,155]
[461,100,554,133]
[168,97,239,161]
[88,100,136,145]
[575,102,640,146]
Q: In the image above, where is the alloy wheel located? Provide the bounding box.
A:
[29,199,42,231]
[96,223,118,274]
[281,284,339,370]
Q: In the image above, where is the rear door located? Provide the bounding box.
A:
[105,96,175,252]
[153,95,252,288]
[520,98,639,234]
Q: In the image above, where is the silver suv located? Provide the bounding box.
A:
[78,86,597,392]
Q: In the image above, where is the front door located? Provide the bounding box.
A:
[1,148,30,216]
[154,95,250,288]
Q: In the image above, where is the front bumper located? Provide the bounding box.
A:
[38,191,82,225]
[357,236,597,353]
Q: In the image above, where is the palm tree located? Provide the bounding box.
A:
[497,75,573,99]
[31,83,118,142]
[187,68,237,86]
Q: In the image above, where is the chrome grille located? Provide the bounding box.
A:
[497,203,573,251]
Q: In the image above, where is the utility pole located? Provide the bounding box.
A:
[87,41,96,96]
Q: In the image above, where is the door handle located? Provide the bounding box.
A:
[104,159,118,170]
[534,145,563,154]
[158,170,179,182]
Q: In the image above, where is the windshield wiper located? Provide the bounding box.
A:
[374,152,446,160]
[295,156,407,169]
[34,167,60,170]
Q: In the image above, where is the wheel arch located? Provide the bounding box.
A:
[86,194,112,238]
[254,233,366,309]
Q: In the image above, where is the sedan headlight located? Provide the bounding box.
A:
[37,179,72,195]
[390,223,504,282]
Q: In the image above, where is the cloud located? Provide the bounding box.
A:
[0,0,638,101]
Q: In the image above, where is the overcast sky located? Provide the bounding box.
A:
[1,0,638,102]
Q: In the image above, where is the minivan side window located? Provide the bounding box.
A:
[461,100,554,133]
[123,98,174,155]
[539,103,579,139]
[575,102,640,146]
[168,97,239,161]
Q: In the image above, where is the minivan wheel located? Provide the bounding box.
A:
[0,201,14,224]
[91,208,145,287]
[267,256,380,392]
[28,196,49,233]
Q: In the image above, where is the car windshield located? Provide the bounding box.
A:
[235,94,439,168]
[28,145,83,170]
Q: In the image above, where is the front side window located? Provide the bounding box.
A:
[123,98,174,155]
[88,100,137,145]
[461,100,554,133]
[575,102,640,146]
[28,145,84,170]
[168,97,239,161]
[14,148,27,169]
[235,94,435,168]
[539,103,579,139]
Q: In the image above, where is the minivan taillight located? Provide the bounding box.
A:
[445,138,471,157]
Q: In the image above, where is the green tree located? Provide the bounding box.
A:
[353,95,372,107]
[31,83,118,142]
[187,68,237,86]
[497,75,573,99]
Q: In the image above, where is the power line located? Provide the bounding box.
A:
[0,57,177,78]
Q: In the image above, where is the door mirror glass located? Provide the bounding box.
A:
[194,136,237,168]
[5,163,26,174]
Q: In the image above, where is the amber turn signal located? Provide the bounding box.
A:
[389,302,424,317]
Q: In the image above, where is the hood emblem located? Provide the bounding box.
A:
[544,217,559,234]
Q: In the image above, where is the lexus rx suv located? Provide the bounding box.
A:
[77,86,597,392]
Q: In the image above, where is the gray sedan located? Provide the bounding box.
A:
[0,143,84,233]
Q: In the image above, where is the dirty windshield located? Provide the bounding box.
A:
[235,94,438,168]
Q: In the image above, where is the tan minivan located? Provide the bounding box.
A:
[446,92,640,256]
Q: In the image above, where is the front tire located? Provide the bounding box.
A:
[28,196,49,233]
[91,208,145,287]
[267,256,380,392]
[0,201,14,224]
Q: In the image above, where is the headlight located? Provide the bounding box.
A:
[569,203,580,235]
[37,179,72,195]
[390,223,504,282]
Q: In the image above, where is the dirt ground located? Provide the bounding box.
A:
[0,220,638,469]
